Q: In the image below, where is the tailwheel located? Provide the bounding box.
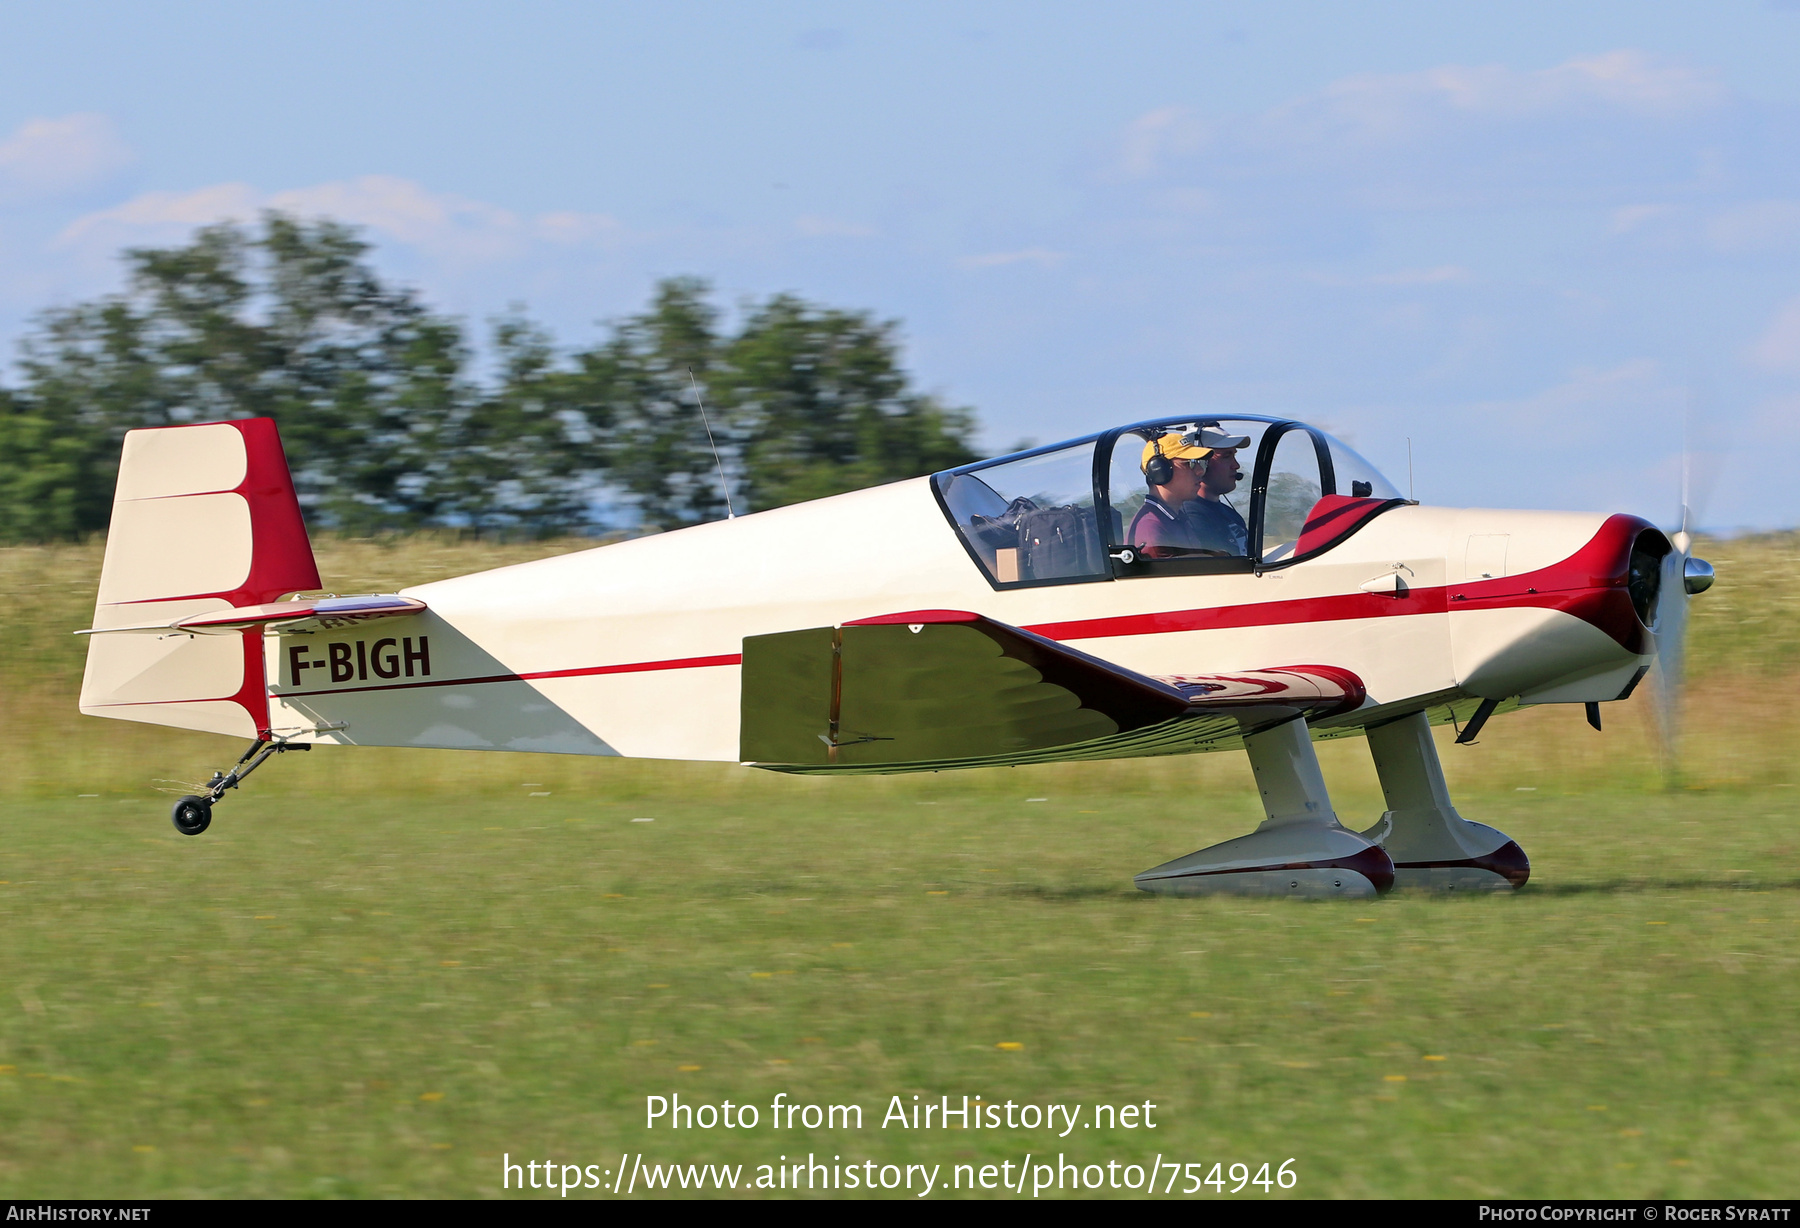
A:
[171,795,213,836]
[164,733,315,835]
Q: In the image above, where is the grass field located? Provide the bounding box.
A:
[1,535,1796,1199]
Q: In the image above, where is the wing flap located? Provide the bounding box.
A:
[740,609,1364,772]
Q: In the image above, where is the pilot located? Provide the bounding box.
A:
[1128,424,1251,558]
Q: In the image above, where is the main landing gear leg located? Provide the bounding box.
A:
[1359,711,1529,890]
[169,734,311,836]
[1135,719,1395,899]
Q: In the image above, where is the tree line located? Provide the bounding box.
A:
[0,214,978,540]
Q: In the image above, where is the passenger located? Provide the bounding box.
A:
[1128,425,1251,558]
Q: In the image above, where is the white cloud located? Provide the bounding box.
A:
[1555,49,1728,114]
[1464,360,1670,440]
[57,175,630,266]
[1749,297,1800,371]
[1369,265,1473,286]
[793,214,878,238]
[1705,200,1800,254]
[1111,50,1732,212]
[1285,50,1722,143]
[59,182,261,236]
[1115,106,1208,179]
[268,176,522,258]
[1405,50,1720,120]
[1609,203,1682,234]
[958,247,1066,269]
[533,211,627,246]
[0,113,134,202]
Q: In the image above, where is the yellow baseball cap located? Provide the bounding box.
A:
[1140,424,1248,473]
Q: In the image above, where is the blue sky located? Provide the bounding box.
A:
[4,1,1800,529]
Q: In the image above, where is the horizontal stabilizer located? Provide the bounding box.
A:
[740,608,1364,773]
[78,595,427,636]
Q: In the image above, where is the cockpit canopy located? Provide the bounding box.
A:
[932,416,1404,588]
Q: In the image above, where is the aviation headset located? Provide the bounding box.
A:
[1144,429,1238,488]
[1143,436,1174,487]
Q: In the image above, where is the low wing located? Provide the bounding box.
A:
[78,595,427,637]
[740,609,1363,773]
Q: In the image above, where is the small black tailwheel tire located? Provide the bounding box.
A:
[171,795,212,836]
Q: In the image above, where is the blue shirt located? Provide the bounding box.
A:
[1127,495,1248,557]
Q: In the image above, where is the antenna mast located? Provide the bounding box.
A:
[687,368,735,519]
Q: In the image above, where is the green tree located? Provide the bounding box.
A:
[578,278,734,531]
[0,223,978,541]
[1,214,609,536]
[3,299,168,538]
[716,293,976,512]
[251,213,469,529]
[580,280,978,527]
[6,216,449,531]
[0,386,114,540]
[434,312,611,534]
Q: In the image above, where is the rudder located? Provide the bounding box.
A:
[80,419,320,737]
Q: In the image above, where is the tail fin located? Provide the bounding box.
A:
[80,419,320,737]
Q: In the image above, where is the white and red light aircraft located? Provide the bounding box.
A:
[78,415,1712,898]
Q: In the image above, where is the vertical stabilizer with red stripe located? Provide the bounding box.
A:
[80,419,321,737]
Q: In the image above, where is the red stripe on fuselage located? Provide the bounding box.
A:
[1036,513,1653,652]
[266,514,1656,701]
[269,597,1426,703]
[1026,587,1448,643]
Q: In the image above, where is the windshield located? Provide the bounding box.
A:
[1104,419,1268,562]
[933,415,1404,585]
[934,440,1108,586]
[1319,432,1401,502]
